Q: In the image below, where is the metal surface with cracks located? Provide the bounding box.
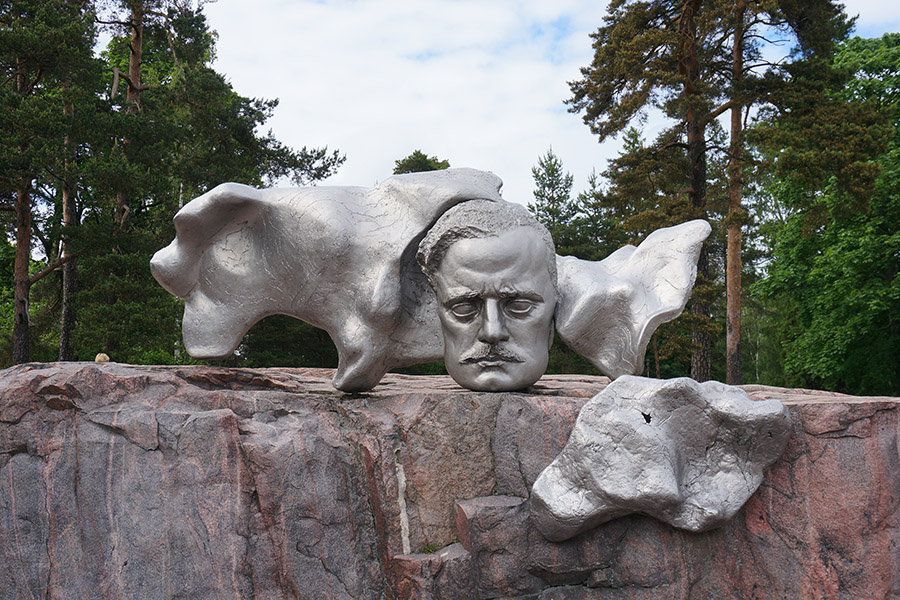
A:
[151,168,710,393]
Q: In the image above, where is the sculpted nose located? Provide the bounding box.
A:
[478,299,509,343]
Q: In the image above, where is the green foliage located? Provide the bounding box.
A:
[0,243,15,365]
[751,59,888,214]
[754,35,900,395]
[0,1,345,368]
[528,149,576,252]
[568,0,855,382]
[216,315,338,369]
[393,150,450,174]
[528,149,624,262]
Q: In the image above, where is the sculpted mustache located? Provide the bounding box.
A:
[459,346,524,364]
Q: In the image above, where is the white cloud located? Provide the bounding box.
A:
[203,0,900,205]
[203,0,611,204]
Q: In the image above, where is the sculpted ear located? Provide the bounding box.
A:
[554,220,711,378]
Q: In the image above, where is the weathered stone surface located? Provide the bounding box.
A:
[531,376,792,540]
[458,387,900,600]
[391,543,475,600]
[2,363,899,599]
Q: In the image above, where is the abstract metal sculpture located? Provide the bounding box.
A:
[151,167,788,541]
[530,376,792,541]
[152,168,710,392]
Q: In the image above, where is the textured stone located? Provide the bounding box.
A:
[459,389,900,600]
[391,543,474,600]
[2,363,899,599]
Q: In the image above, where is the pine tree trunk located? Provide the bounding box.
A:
[59,258,77,361]
[116,1,144,226]
[13,180,32,364]
[58,177,77,361]
[726,4,746,385]
[690,246,711,382]
[12,59,31,365]
[59,90,77,361]
[127,2,143,112]
[680,0,711,382]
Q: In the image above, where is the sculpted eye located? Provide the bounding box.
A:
[449,301,479,319]
[504,299,536,318]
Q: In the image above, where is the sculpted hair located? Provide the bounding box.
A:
[416,199,558,290]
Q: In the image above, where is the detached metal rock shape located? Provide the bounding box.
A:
[555,220,711,378]
[530,376,791,542]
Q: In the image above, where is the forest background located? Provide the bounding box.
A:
[2,0,898,396]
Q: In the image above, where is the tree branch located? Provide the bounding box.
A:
[95,18,133,27]
[28,250,86,287]
[704,99,737,125]
[659,141,689,151]
[24,65,44,94]
[111,68,156,99]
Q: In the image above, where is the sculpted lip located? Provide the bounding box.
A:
[475,359,506,368]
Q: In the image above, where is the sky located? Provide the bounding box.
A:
[202,0,900,206]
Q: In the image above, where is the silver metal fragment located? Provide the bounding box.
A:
[530,376,792,541]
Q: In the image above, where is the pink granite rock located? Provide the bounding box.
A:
[1,363,898,599]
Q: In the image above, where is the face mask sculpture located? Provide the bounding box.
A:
[150,167,790,543]
[416,200,558,391]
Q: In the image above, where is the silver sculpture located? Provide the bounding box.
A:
[152,168,788,540]
[530,376,792,541]
[151,168,503,392]
[151,168,710,391]
[416,200,558,391]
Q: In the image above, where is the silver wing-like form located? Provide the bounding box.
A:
[151,168,504,392]
[151,168,710,391]
[555,220,711,378]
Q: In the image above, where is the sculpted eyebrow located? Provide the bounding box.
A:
[497,290,544,302]
[444,291,480,306]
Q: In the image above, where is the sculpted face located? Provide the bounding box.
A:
[432,226,557,391]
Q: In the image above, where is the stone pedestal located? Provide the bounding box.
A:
[1,363,898,599]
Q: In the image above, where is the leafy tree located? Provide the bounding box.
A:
[754,34,900,395]
[393,150,450,174]
[0,1,345,367]
[68,4,344,365]
[0,0,98,363]
[567,0,851,383]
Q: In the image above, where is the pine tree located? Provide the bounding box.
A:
[528,148,579,255]
[0,0,98,363]
[0,2,345,366]
[568,0,852,382]
[393,150,450,174]
[68,3,345,365]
